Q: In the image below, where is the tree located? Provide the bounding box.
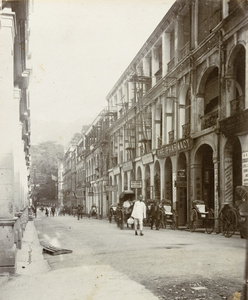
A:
[30,141,64,204]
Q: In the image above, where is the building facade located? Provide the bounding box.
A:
[84,109,111,217]
[62,0,248,226]
[0,0,31,273]
[103,0,248,227]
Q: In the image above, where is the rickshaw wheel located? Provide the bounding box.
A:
[240,224,248,239]
[160,215,166,229]
[170,214,177,230]
[120,211,124,230]
[222,208,237,238]
[205,218,214,234]
[108,212,112,223]
[205,209,215,234]
[190,209,197,232]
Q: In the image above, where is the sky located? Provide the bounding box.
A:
[29,0,173,145]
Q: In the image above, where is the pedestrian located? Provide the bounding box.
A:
[131,194,146,236]
[150,200,161,230]
[45,207,49,217]
[77,205,83,220]
[51,206,55,217]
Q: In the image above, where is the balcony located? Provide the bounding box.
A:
[201,110,218,130]
[230,96,245,115]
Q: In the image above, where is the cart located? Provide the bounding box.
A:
[219,186,248,238]
[160,200,177,229]
[189,200,215,233]
[115,190,135,230]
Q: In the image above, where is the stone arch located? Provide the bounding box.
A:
[177,152,188,226]
[136,166,142,196]
[226,43,246,116]
[154,160,161,199]
[164,157,172,202]
[193,144,215,210]
[145,164,151,200]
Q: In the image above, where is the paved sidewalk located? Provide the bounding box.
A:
[0,220,159,300]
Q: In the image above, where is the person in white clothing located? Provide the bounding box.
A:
[131,194,146,236]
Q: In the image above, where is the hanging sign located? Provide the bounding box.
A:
[123,161,133,172]
[242,151,248,186]
[105,185,118,192]
[142,153,153,165]
[131,180,142,189]
[113,166,121,175]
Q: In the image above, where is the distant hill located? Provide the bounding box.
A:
[31,118,90,147]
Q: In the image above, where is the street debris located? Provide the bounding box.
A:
[42,244,72,256]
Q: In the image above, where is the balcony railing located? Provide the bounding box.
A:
[182,123,190,138]
[167,58,175,73]
[154,66,162,83]
[179,42,190,61]
[201,110,218,130]
[230,96,245,115]
[168,130,174,144]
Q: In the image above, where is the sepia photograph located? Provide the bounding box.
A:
[0,0,247,299]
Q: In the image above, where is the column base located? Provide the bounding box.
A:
[0,245,17,274]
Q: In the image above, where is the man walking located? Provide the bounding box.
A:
[131,194,146,236]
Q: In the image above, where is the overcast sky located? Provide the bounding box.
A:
[29,0,173,144]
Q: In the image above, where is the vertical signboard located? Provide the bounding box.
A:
[242,151,248,186]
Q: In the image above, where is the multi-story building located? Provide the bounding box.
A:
[57,161,64,208]
[0,0,31,273]
[84,109,112,217]
[103,0,248,228]
[62,146,75,208]
[76,137,86,208]
[63,0,247,225]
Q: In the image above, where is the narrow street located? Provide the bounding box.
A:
[33,210,246,299]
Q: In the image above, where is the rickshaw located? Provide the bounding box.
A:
[219,186,248,238]
[189,200,215,233]
[160,199,177,229]
[115,190,135,230]
[89,204,98,218]
[108,203,118,223]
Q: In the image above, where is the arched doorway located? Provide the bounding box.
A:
[145,165,151,200]
[164,158,172,203]
[195,144,214,210]
[154,160,161,200]
[136,166,142,197]
[224,137,242,204]
[177,153,187,226]
[124,172,128,190]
